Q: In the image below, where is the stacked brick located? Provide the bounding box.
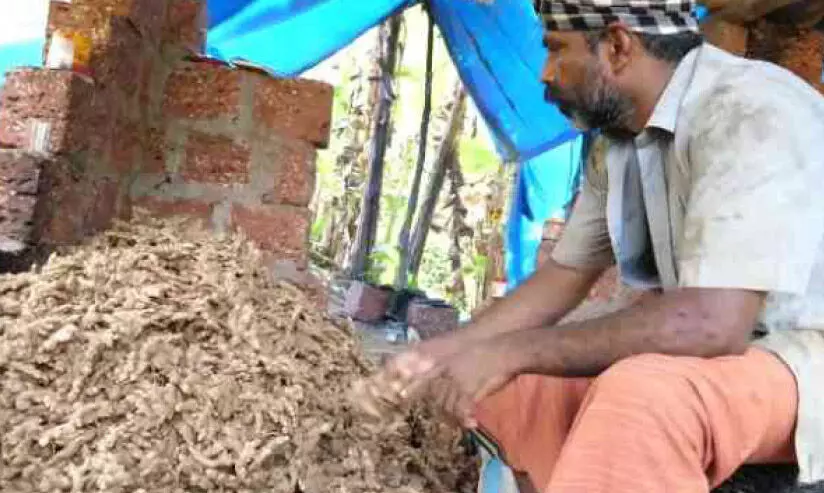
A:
[0,0,203,269]
[0,0,333,276]
[131,62,332,271]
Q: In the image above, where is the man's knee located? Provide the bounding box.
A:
[474,374,585,471]
[589,354,702,413]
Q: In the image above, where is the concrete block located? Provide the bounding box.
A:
[406,300,459,340]
[343,281,393,323]
[132,195,214,222]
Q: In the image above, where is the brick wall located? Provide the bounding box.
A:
[0,0,332,277]
[703,14,824,95]
[747,20,824,94]
[131,61,332,272]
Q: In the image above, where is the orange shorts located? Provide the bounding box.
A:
[474,349,797,493]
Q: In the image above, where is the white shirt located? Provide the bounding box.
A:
[553,43,824,483]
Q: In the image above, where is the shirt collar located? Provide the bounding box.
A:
[645,45,704,134]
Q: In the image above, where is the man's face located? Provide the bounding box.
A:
[541,31,635,138]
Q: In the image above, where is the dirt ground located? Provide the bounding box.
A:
[0,213,478,493]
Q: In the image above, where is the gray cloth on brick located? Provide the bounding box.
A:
[534,0,700,34]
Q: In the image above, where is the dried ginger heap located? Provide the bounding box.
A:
[0,215,477,493]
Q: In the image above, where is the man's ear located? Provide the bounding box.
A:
[602,23,635,76]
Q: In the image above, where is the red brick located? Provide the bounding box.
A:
[138,54,155,110]
[0,152,95,247]
[111,117,141,174]
[163,62,241,120]
[86,179,120,232]
[0,69,94,154]
[143,126,167,173]
[0,152,126,263]
[92,17,143,98]
[182,131,250,184]
[0,152,42,245]
[129,0,167,44]
[252,75,333,148]
[748,21,824,94]
[274,139,316,206]
[117,188,133,221]
[85,84,119,159]
[342,281,392,323]
[407,301,459,340]
[231,204,309,264]
[132,195,213,221]
[163,0,207,53]
[47,0,166,47]
[38,161,93,245]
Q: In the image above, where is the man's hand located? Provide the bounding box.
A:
[427,339,519,428]
[362,335,519,429]
[378,333,464,405]
[349,332,468,419]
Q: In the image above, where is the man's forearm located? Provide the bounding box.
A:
[494,288,762,378]
[462,260,604,344]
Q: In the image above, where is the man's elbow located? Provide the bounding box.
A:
[663,315,752,357]
[662,290,762,357]
[704,323,751,356]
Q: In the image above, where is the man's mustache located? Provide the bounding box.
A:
[544,84,573,118]
[544,83,563,104]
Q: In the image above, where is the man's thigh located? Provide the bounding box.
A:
[473,348,797,490]
[473,374,591,477]
[550,348,798,490]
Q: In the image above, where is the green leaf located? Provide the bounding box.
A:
[459,137,499,176]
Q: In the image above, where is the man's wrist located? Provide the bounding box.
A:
[491,329,556,377]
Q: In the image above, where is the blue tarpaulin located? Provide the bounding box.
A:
[207,0,578,163]
[208,0,416,78]
[428,0,578,161]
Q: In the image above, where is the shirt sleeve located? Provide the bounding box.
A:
[678,76,824,294]
[552,138,615,270]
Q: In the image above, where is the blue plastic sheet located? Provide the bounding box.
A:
[506,137,584,288]
[208,0,415,77]
[0,3,49,86]
[0,40,44,85]
[429,0,579,161]
[207,0,578,163]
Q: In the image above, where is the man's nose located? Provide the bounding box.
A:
[541,57,556,84]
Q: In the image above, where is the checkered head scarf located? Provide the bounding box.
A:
[534,0,700,35]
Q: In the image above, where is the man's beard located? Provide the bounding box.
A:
[545,62,636,139]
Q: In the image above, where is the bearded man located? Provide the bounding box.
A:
[363,1,824,491]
